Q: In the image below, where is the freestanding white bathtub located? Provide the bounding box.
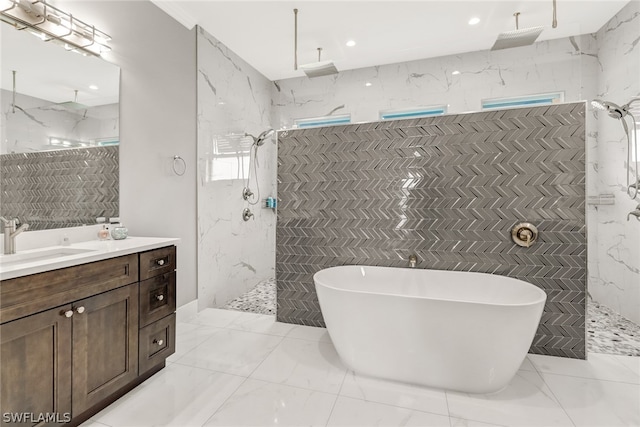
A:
[314,265,547,394]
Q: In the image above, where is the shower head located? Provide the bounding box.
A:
[592,99,624,119]
[300,60,339,78]
[591,98,640,120]
[491,12,543,51]
[246,128,275,147]
[293,10,338,78]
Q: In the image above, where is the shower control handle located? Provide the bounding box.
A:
[242,208,254,222]
[511,222,538,248]
[242,187,254,201]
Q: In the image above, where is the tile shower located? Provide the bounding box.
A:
[198,2,640,359]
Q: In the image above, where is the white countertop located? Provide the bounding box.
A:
[0,236,179,281]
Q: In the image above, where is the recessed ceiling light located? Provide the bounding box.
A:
[468,17,480,25]
[365,82,372,87]
[346,40,356,47]
[452,70,461,75]
[89,84,99,90]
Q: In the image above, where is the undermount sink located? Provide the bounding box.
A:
[0,247,96,266]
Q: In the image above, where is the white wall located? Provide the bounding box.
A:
[591,1,640,323]
[60,0,198,307]
[197,28,275,309]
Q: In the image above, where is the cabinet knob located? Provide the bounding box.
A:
[156,294,164,301]
[153,339,164,346]
[64,310,74,318]
[156,259,165,266]
[76,306,85,314]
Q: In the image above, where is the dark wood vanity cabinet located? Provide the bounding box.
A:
[0,306,72,426]
[71,284,139,416]
[0,245,177,426]
[138,246,177,375]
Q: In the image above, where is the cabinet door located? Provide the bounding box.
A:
[1,307,72,426]
[72,284,138,415]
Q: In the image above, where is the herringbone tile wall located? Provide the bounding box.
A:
[0,146,119,230]
[276,102,586,359]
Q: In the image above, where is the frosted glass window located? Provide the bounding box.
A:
[379,106,447,120]
[481,92,564,110]
[293,114,351,128]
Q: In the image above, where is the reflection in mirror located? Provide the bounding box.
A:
[1,21,119,154]
[0,20,120,231]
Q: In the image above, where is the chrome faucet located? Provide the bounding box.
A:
[0,217,30,254]
[628,204,640,222]
[408,254,417,268]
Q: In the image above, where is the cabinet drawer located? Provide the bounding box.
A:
[139,272,176,327]
[139,313,175,375]
[1,253,138,324]
[139,246,176,281]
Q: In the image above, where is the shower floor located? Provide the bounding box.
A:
[222,279,640,357]
[588,300,640,356]
[222,278,276,315]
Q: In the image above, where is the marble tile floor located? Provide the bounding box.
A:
[223,279,640,357]
[83,308,640,427]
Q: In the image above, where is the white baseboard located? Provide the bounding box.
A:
[176,299,198,323]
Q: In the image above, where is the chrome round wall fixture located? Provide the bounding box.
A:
[173,155,186,176]
[242,187,254,201]
[242,208,254,221]
[511,222,539,247]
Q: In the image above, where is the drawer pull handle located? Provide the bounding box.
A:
[156,259,165,266]
[76,306,85,314]
[156,294,164,301]
[64,310,74,318]
[153,339,164,346]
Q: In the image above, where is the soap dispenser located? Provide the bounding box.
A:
[96,217,110,240]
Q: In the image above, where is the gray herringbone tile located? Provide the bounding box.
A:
[0,146,119,230]
[276,102,586,359]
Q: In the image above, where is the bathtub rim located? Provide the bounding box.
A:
[313,265,547,307]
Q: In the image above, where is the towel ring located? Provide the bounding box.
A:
[173,155,186,176]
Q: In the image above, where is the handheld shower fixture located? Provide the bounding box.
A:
[245,128,275,147]
[593,97,640,200]
[591,98,640,120]
[242,128,275,208]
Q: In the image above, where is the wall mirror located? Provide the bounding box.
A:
[0,22,120,230]
[1,22,119,153]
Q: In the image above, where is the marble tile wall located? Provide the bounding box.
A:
[590,2,640,324]
[271,35,597,128]
[0,146,119,230]
[276,103,587,359]
[197,27,276,309]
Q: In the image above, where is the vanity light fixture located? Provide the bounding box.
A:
[0,0,111,56]
[468,17,480,25]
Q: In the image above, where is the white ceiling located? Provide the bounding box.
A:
[0,22,120,106]
[152,0,629,81]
